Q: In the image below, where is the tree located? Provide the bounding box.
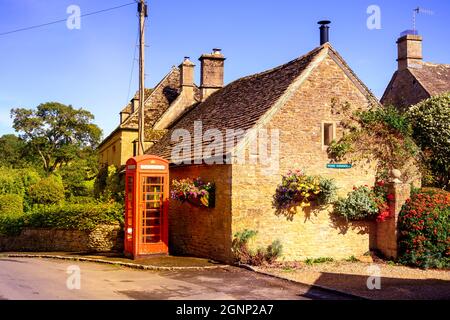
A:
[11,102,102,173]
[60,149,99,198]
[0,134,41,168]
[0,134,26,167]
[407,93,450,189]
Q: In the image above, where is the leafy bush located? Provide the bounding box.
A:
[0,215,24,236]
[334,183,390,221]
[0,170,24,196]
[0,167,40,212]
[398,189,450,269]
[266,240,283,264]
[94,165,124,203]
[0,202,124,236]
[232,229,282,266]
[60,159,96,198]
[66,196,97,204]
[273,170,337,211]
[0,194,23,217]
[359,106,412,135]
[28,175,65,205]
[407,93,450,189]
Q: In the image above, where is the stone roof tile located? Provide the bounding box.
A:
[148,46,324,161]
[410,62,450,97]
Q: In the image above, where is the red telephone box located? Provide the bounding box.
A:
[124,155,169,258]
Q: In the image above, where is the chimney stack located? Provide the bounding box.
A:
[318,20,331,45]
[199,48,226,101]
[179,57,195,102]
[180,57,195,87]
[397,31,423,70]
[131,97,139,113]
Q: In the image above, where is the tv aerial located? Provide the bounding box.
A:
[413,7,434,33]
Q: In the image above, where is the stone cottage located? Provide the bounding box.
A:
[146,29,382,263]
[381,31,450,110]
[98,67,201,167]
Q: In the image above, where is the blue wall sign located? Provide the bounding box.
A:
[327,164,352,169]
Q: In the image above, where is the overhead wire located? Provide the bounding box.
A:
[0,2,136,37]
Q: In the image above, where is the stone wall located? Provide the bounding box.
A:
[381,69,430,110]
[0,224,123,253]
[168,164,233,263]
[99,129,138,167]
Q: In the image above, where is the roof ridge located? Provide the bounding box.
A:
[232,45,325,83]
[421,61,450,68]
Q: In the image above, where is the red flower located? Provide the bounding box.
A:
[376,180,385,187]
[387,194,395,201]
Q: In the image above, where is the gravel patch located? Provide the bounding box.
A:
[258,261,450,300]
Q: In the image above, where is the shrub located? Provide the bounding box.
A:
[66,196,97,204]
[334,186,379,220]
[60,162,95,198]
[334,183,390,221]
[0,167,40,212]
[232,229,282,266]
[25,202,124,231]
[28,175,65,205]
[0,168,26,196]
[273,169,337,211]
[0,202,124,237]
[0,215,24,236]
[94,165,124,203]
[407,93,450,189]
[0,194,23,217]
[398,189,450,269]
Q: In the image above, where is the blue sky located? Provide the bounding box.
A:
[0,0,449,137]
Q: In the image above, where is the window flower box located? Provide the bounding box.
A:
[171,178,215,208]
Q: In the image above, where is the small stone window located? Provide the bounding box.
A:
[133,141,138,157]
[322,122,335,148]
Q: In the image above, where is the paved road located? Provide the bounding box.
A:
[0,257,349,300]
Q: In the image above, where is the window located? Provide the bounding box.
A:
[322,122,335,148]
[133,141,138,157]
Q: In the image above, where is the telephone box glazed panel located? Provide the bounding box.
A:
[124,155,169,258]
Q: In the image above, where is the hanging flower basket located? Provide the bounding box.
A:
[171,178,215,208]
[272,169,337,211]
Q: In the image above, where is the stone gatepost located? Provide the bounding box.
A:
[376,169,411,259]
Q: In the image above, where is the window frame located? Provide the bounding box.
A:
[321,121,336,150]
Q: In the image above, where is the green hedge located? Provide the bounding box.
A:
[0,167,41,212]
[398,188,450,269]
[0,194,23,217]
[28,175,65,205]
[0,202,124,236]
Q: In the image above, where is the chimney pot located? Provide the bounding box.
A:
[318,20,331,45]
